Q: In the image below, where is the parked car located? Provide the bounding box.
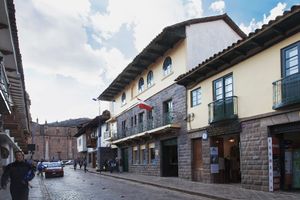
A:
[64,160,74,165]
[44,162,64,178]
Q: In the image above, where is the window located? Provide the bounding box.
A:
[147,71,154,87]
[163,57,172,76]
[138,112,144,132]
[78,138,81,146]
[282,42,300,77]
[148,110,154,129]
[213,74,233,100]
[133,146,139,164]
[121,120,126,137]
[138,78,144,93]
[148,143,155,164]
[121,92,126,105]
[163,100,173,124]
[191,88,202,107]
[140,145,147,164]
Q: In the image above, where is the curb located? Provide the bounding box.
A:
[87,169,230,200]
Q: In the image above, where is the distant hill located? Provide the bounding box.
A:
[46,118,91,127]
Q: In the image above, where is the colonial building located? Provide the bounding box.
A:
[74,111,115,170]
[31,121,78,161]
[98,14,245,178]
[0,0,32,174]
[175,5,300,192]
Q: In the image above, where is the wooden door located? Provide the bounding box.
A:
[192,138,203,181]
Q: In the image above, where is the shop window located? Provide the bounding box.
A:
[133,146,139,164]
[149,143,155,164]
[140,145,147,164]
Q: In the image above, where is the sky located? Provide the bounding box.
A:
[14,0,300,123]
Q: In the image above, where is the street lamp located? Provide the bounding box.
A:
[93,98,101,172]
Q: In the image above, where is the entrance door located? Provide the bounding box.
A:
[161,138,178,177]
[121,148,129,172]
[92,152,96,168]
[192,138,203,181]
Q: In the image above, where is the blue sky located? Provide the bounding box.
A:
[14,0,300,123]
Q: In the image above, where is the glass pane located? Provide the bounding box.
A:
[225,91,233,97]
[225,84,232,93]
[215,80,223,88]
[285,47,298,58]
[225,77,232,85]
[216,94,223,100]
[287,67,299,76]
[286,56,298,69]
[216,88,223,95]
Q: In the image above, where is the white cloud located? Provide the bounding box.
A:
[89,0,203,52]
[15,0,204,122]
[239,2,287,35]
[209,0,225,14]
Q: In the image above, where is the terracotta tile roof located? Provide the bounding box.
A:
[98,14,246,101]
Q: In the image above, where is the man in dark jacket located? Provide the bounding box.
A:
[1,151,34,200]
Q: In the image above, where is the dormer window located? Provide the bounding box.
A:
[163,57,172,76]
[138,78,144,93]
[121,92,126,105]
[147,71,154,87]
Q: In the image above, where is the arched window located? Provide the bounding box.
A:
[163,57,172,76]
[147,71,154,88]
[121,92,126,105]
[138,78,144,93]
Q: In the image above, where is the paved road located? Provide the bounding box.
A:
[38,167,212,200]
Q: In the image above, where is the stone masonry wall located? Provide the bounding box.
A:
[117,84,189,178]
[240,119,269,191]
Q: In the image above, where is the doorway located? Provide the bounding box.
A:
[161,138,178,177]
[211,134,241,183]
[121,148,129,172]
[192,138,203,181]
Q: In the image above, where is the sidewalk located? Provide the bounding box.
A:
[84,167,300,200]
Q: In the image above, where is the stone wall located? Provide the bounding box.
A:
[240,109,300,191]
[116,84,189,178]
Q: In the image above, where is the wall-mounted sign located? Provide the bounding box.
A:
[210,147,219,173]
[202,132,208,140]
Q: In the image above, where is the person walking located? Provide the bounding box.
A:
[83,159,87,173]
[73,159,77,170]
[1,151,35,200]
[37,160,45,177]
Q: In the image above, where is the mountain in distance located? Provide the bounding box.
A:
[46,118,91,127]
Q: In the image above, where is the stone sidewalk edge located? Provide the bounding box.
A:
[87,169,229,200]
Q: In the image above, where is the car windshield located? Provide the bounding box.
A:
[47,162,61,167]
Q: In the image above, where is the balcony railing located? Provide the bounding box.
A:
[273,73,300,109]
[208,96,238,124]
[0,61,11,113]
[117,112,177,139]
[103,130,118,140]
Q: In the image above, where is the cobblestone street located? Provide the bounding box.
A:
[28,167,212,200]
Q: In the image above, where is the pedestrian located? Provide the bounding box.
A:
[73,159,77,170]
[83,159,87,173]
[37,160,45,177]
[1,151,35,200]
[79,159,83,169]
[108,158,116,173]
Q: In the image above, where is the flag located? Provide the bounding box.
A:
[137,98,153,111]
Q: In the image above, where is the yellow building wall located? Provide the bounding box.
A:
[113,40,187,116]
[187,33,300,130]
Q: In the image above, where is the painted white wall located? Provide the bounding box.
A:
[77,135,87,152]
[186,20,242,70]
